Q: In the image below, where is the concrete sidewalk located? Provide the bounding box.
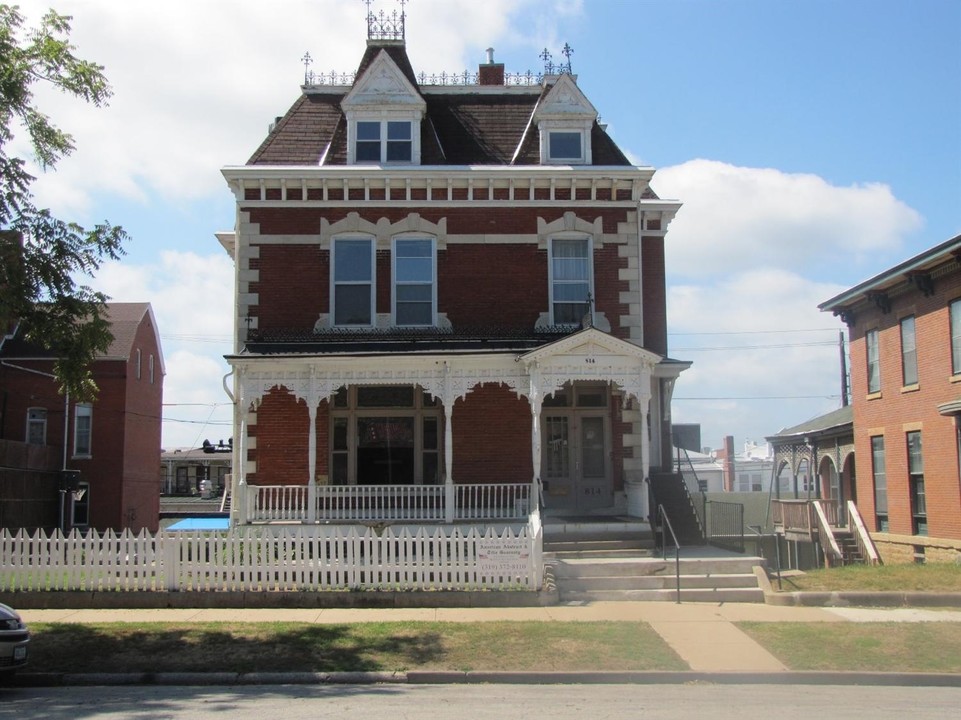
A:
[19,602,961,676]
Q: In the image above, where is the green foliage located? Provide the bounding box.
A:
[0,4,128,400]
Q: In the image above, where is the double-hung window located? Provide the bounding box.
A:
[355,120,412,164]
[951,299,961,375]
[900,316,917,386]
[550,237,592,326]
[74,403,92,457]
[393,238,435,326]
[865,329,880,394]
[907,431,926,535]
[333,238,375,327]
[870,436,888,531]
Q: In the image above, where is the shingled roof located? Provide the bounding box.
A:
[247,41,633,168]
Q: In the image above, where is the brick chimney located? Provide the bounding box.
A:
[479,47,505,86]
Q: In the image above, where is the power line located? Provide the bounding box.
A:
[674,395,842,401]
[672,341,836,351]
[669,328,842,336]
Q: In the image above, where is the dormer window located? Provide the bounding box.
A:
[548,131,585,163]
[356,120,413,163]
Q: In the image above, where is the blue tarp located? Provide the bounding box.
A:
[166,517,230,531]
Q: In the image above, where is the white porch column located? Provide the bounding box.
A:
[529,364,543,511]
[307,403,317,523]
[626,394,652,519]
[443,362,455,523]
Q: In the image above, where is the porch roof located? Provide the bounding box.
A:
[235,325,572,357]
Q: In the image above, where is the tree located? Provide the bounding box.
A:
[0,4,128,400]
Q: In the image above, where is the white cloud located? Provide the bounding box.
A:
[17,0,575,218]
[654,159,923,280]
[95,251,234,448]
[657,161,924,449]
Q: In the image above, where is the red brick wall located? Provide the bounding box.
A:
[247,206,635,335]
[452,384,532,485]
[249,389,310,485]
[848,273,961,540]
[642,236,668,356]
[0,313,163,533]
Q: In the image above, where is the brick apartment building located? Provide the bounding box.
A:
[218,15,687,522]
[821,233,961,562]
[0,303,164,532]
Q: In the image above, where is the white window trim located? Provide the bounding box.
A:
[538,120,592,165]
[548,234,594,327]
[347,113,421,165]
[73,403,93,458]
[26,407,47,445]
[391,235,437,327]
[331,235,377,328]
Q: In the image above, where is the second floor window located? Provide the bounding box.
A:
[866,328,880,394]
[26,408,47,445]
[74,404,92,457]
[951,299,961,375]
[900,316,917,386]
[550,237,593,326]
[356,120,412,163]
[333,238,375,327]
[393,238,435,326]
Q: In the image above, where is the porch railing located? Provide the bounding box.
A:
[242,483,531,524]
[847,500,882,566]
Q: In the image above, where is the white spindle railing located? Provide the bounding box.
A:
[812,500,845,567]
[0,525,540,592]
[243,483,531,524]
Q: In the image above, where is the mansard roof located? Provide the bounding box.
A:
[247,41,633,168]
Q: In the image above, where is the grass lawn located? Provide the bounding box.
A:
[27,621,687,674]
[777,563,961,592]
[739,622,961,673]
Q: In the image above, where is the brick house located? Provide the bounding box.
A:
[0,303,164,532]
[821,233,961,563]
[219,19,687,526]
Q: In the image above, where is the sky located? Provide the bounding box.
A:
[11,0,961,453]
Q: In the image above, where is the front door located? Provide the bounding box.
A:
[543,411,611,512]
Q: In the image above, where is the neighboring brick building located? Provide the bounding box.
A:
[0,303,164,532]
[219,19,687,521]
[821,233,961,563]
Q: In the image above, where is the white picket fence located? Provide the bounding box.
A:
[0,519,543,593]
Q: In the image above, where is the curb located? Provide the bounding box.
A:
[753,567,961,608]
[5,588,559,610]
[9,670,961,688]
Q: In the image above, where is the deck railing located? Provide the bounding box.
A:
[241,482,531,524]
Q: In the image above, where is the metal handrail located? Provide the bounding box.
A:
[747,524,781,590]
[657,503,682,604]
[674,447,707,536]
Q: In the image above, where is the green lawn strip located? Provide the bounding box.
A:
[28,621,687,674]
[778,564,961,592]
[738,622,961,673]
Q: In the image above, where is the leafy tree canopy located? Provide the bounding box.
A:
[0,3,128,401]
